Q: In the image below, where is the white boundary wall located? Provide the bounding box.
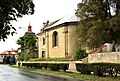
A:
[88,52,120,63]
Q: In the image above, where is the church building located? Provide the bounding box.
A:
[38,15,79,58]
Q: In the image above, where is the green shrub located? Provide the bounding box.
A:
[47,63,69,71]
[76,63,92,74]
[59,64,69,72]
[23,63,33,68]
[74,48,88,60]
[43,63,48,69]
[22,63,69,72]
[76,63,120,77]
[47,64,59,71]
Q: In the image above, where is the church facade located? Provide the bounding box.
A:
[38,15,79,58]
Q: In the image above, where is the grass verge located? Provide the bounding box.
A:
[12,65,120,81]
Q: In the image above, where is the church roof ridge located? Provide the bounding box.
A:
[44,14,79,30]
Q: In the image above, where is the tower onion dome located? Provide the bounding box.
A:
[25,24,38,39]
[25,24,35,35]
[28,24,32,31]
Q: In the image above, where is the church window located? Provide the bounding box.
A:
[43,37,45,45]
[52,31,58,47]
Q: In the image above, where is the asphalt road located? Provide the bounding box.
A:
[0,64,83,81]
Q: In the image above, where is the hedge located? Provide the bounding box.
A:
[22,63,69,71]
[76,63,120,77]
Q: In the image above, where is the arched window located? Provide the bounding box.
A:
[43,37,45,45]
[53,31,58,47]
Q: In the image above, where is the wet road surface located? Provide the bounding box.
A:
[0,64,83,81]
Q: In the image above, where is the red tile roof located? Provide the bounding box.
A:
[87,44,106,54]
[0,49,18,55]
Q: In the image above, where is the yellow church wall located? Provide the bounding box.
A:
[68,24,77,56]
[47,27,66,58]
[38,22,78,58]
[39,33,46,58]
[45,31,49,58]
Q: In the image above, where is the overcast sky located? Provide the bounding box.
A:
[0,0,81,53]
